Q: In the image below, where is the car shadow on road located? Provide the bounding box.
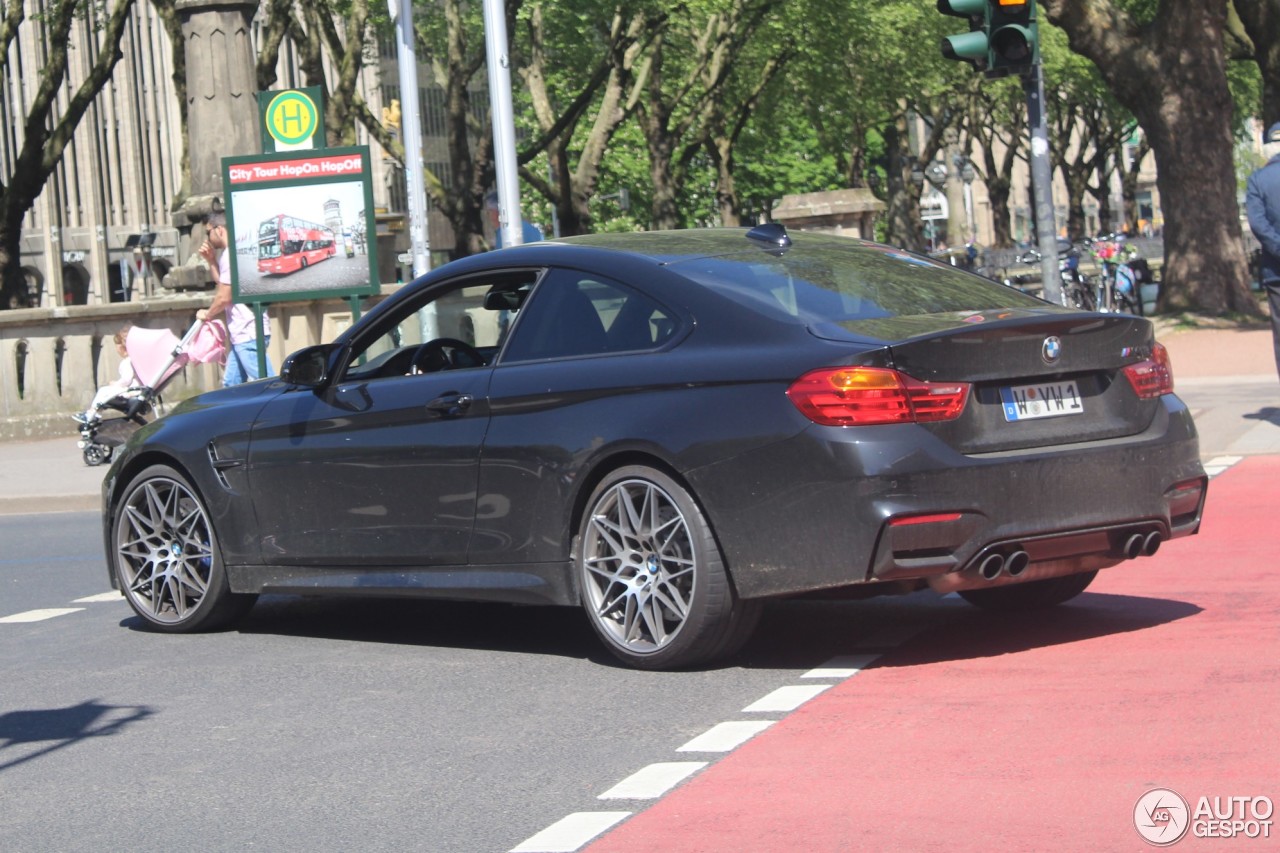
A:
[130,588,1201,673]
[0,699,154,773]
[733,590,1202,671]
[222,595,615,664]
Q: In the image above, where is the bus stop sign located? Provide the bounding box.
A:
[258,87,325,152]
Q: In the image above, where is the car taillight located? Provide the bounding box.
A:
[786,367,971,426]
[1122,342,1174,399]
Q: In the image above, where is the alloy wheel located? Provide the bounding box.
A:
[115,475,216,625]
[581,478,696,656]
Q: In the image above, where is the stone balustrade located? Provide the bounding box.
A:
[0,288,396,442]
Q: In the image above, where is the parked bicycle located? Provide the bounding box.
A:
[1089,235,1146,315]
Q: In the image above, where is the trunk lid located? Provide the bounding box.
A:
[812,311,1164,454]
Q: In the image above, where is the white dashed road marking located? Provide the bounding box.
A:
[676,720,775,753]
[802,652,882,679]
[0,608,85,623]
[73,592,123,603]
[1204,455,1243,478]
[598,762,707,800]
[511,651,901,850]
[742,684,831,713]
[509,812,632,853]
[2,591,124,623]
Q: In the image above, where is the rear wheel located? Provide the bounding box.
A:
[958,570,1097,612]
[1114,288,1141,316]
[577,466,760,670]
[111,464,256,632]
[1061,277,1095,311]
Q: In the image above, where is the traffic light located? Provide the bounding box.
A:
[987,0,1038,74]
[938,0,988,72]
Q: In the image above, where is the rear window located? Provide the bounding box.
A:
[673,245,1045,329]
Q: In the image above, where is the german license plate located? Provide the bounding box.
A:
[999,380,1083,421]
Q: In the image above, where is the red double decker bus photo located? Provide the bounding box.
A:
[257,214,336,274]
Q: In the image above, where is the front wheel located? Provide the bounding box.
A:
[83,444,112,467]
[111,464,256,632]
[958,570,1097,612]
[577,466,760,670]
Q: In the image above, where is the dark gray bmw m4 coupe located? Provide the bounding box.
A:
[102,225,1206,669]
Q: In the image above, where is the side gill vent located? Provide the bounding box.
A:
[207,441,234,491]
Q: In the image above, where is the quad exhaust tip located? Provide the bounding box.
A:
[1122,531,1164,559]
[977,549,1030,581]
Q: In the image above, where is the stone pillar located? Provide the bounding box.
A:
[771,190,886,241]
[164,0,259,292]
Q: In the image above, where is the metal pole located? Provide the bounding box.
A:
[1023,63,1061,305]
[483,0,523,248]
[392,0,431,279]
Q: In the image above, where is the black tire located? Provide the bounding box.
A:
[111,464,256,632]
[1115,289,1142,316]
[83,444,112,467]
[1059,277,1093,311]
[958,570,1098,612]
[577,466,759,670]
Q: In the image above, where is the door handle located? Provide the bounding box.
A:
[426,393,473,416]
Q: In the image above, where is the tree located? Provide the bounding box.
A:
[1040,0,1261,316]
[255,0,391,149]
[0,0,137,309]
[517,3,663,237]
[630,0,786,230]
[964,79,1027,249]
[1229,0,1280,126]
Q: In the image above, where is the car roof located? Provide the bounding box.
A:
[546,226,869,263]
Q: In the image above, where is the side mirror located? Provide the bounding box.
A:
[281,344,338,388]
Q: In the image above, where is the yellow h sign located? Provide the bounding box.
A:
[264,90,320,148]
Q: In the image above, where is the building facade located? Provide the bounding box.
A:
[0,0,414,309]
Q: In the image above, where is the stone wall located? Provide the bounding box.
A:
[0,289,396,441]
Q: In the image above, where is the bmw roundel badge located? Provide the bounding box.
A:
[1041,335,1062,364]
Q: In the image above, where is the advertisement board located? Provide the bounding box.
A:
[221,147,380,305]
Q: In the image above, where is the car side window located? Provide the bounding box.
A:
[340,272,536,381]
[502,270,677,362]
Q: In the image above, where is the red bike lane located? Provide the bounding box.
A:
[588,457,1279,852]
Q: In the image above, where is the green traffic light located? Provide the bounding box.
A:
[987,1,1038,71]
[937,0,989,70]
[942,30,989,63]
[991,24,1034,63]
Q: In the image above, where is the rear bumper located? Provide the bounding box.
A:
[688,394,1204,599]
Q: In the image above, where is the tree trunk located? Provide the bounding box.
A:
[986,175,1014,248]
[1042,0,1261,316]
[0,218,25,310]
[709,135,741,226]
[882,119,925,252]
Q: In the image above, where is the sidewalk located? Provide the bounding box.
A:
[0,324,1274,516]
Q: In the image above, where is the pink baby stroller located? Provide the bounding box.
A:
[77,319,227,466]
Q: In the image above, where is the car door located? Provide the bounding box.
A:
[244,278,513,568]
